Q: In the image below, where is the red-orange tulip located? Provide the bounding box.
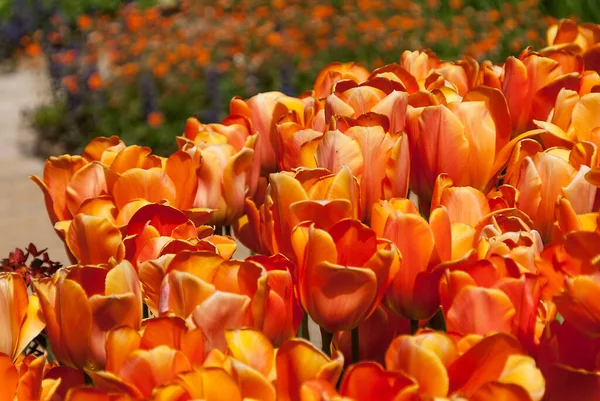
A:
[291,219,399,333]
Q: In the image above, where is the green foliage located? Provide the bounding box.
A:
[541,0,600,23]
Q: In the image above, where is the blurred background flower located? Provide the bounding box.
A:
[0,0,583,158]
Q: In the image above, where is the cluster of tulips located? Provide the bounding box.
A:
[4,18,600,400]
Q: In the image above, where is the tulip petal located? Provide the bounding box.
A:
[384,335,450,397]
[189,291,251,351]
[340,361,418,401]
[447,333,524,396]
[225,329,274,377]
[59,279,92,369]
[112,168,177,210]
[446,286,516,336]
[66,214,123,265]
[276,339,344,401]
[0,353,18,401]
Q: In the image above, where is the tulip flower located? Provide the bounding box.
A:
[502,51,582,134]
[148,250,279,352]
[505,141,598,242]
[87,318,204,398]
[545,19,600,74]
[313,62,370,99]
[276,339,344,401]
[273,94,327,171]
[235,167,360,258]
[385,332,545,400]
[405,89,515,209]
[34,261,142,369]
[339,361,418,400]
[122,203,235,269]
[371,198,452,320]
[0,273,45,361]
[1,353,62,401]
[229,91,306,174]
[291,219,400,333]
[239,255,303,346]
[179,117,262,224]
[62,214,125,265]
[324,81,408,135]
[536,90,600,148]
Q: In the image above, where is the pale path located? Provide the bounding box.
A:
[0,68,69,265]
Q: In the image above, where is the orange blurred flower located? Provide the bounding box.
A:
[147,111,164,127]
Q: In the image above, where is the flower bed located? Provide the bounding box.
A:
[22,0,554,157]
[3,18,600,400]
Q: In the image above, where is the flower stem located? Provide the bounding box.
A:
[299,313,310,341]
[320,326,333,356]
[224,225,232,237]
[351,327,360,363]
[410,319,419,335]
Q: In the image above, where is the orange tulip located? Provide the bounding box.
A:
[502,50,582,134]
[0,273,45,361]
[550,230,600,337]
[0,353,63,401]
[546,19,600,54]
[405,88,514,209]
[229,91,306,174]
[148,251,258,352]
[313,62,370,99]
[273,94,327,171]
[62,214,125,265]
[505,141,597,242]
[87,317,204,398]
[178,118,261,226]
[385,332,545,400]
[311,117,411,222]
[276,339,344,401]
[536,90,600,149]
[34,261,142,369]
[235,167,360,258]
[291,219,400,333]
[324,81,408,135]
[239,255,303,346]
[545,19,600,74]
[372,198,451,320]
[339,361,418,400]
[177,329,276,400]
[122,203,235,269]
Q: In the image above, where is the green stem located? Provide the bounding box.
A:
[351,327,360,364]
[428,308,447,332]
[299,313,310,341]
[320,326,333,356]
[410,319,419,335]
